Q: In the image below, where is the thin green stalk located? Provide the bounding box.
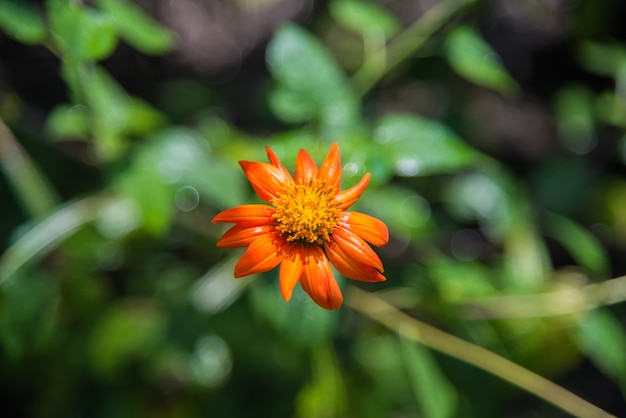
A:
[0,119,59,217]
[346,286,616,418]
[462,273,626,319]
[350,0,474,97]
[0,194,116,286]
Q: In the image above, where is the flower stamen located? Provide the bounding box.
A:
[272,179,340,245]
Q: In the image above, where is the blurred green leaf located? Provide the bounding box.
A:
[249,274,339,348]
[543,212,610,278]
[373,113,483,176]
[0,0,46,44]
[444,26,520,96]
[46,103,90,139]
[0,196,114,285]
[89,299,166,377]
[295,345,347,418]
[0,271,58,359]
[266,23,359,131]
[117,161,174,236]
[399,337,457,418]
[80,66,166,160]
[97,0,175,55]
[268,88,317,123]
[359,185,431,238]
[578,41,626,77]
[573,309,626,394]
[427,258,496,303]
[330,0,400,39]
[554,85,596,154]
[48,0,118,61]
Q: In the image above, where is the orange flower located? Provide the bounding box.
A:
[212,142,388,310]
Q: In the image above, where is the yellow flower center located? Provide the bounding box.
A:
[272,179,341,245]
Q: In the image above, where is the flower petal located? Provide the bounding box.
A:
[340,212,389,247]
[212,204,274,227]
[325,240,386,283]
[333,226,384,272]
[265,146,293,182]
[299,245,343,310]
[318,142,341,191]
[295,149,318,184]
[216,224,273,248]
[234,233,284,277]
[240,161,291,202]
[279,243,305,301]
[335,173,370,210]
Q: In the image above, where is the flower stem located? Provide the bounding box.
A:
[346,286,616,418]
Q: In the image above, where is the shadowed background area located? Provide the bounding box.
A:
[1,0,626,417]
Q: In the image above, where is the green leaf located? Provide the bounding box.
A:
[373,113,482,176]
[268,88,317,123]
[444,26,520,96]
[249,275,339,348]
[97,0,175,55]
[266,23,359,130]
[0,0,46,44]
[46,103,90,139]
[330,0,400,39]
[543,212,610,278]
[399,337,457,418]
[359,185,432,237]
[48,0,118,61]
[295,346,347,418]
[554,85,596,154]
[577,41,626,78]
[574,309,626,393]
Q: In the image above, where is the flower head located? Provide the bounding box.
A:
[212,142,388,309]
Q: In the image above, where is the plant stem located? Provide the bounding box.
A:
[350,0,474,97]
[346,286,616,418]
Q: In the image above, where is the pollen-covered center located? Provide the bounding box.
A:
[272,179,341,245]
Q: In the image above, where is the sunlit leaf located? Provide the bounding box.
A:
[97,0,175,55]
[373,113,482,176]
[48,0,118,61]
[46,103,90,139]
[444,25,519,96]
[330,0,400,39]
[0,0,46,44]
[266,23,359,130]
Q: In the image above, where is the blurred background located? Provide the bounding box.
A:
[1,0,626,416]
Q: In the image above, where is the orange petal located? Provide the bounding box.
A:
[216,224,273,248]
[279,243,305,301]
[335,173,370,210]
[295,149,318,184]
[325,240,386,283]
[265,146,294,182]
[240,161,290,202]
[340,211,389,247]
[233,233,284,277]
[299,245,343,310]
[333,226,384,272]
[212,204,274,227]
[318,142,341,191]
